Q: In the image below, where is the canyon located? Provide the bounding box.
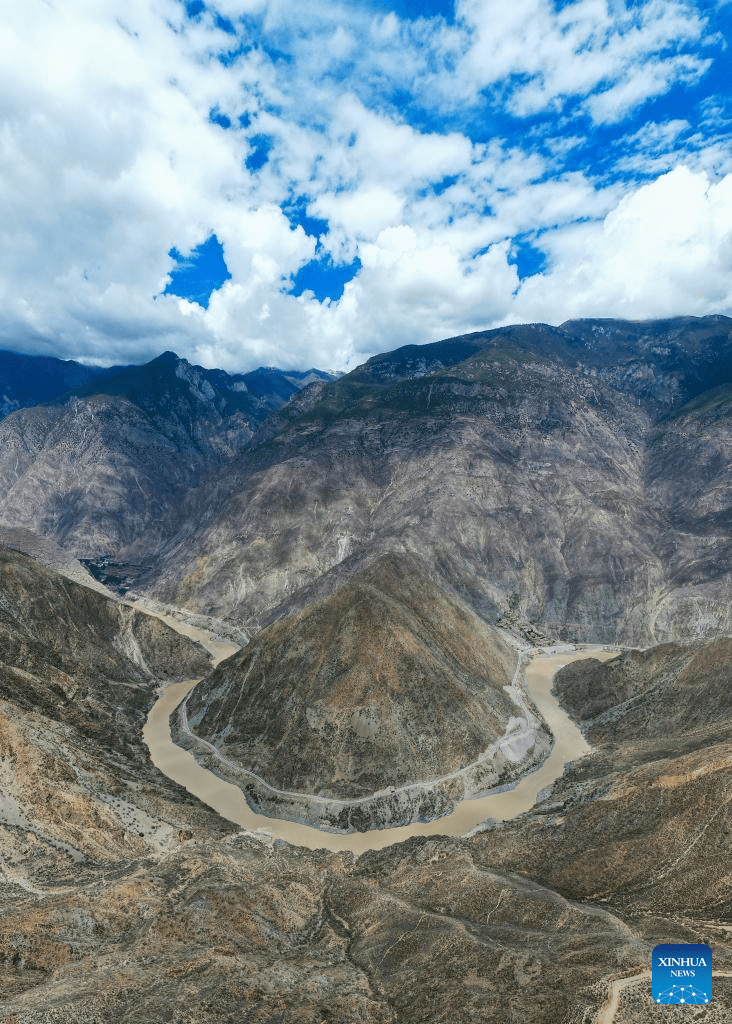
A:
[0,317,730,1021]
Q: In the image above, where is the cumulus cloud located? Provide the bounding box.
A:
[514,167,732,322]
[0,0,730,372]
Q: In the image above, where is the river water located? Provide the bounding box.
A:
[142,616,617,854]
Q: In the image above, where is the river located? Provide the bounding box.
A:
[140,602,618,854]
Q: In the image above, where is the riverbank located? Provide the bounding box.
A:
[141,617,619,854]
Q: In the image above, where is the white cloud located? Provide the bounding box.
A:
[620,119,692,151]
[332,96,473,189]
[587,55,710,125]
[453,0,710,122]
[0,0,729,374]
[215,206,315,282]
[213,0,270,14]
[514,167,732,321]
[312,185,404,240]
[349,230,519,339]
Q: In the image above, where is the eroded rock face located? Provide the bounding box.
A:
[175,555,548,831]
[150,316,732,646]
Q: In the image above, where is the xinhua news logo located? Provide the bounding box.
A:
[652,943,712,1005]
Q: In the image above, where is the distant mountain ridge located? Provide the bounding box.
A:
[0,350,338,568]
[0,346,336,422]
[0,349,130,419]
[2,317,732,644]
[352,315,732,405]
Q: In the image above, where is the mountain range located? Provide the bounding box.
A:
[0,352,336,582]
[0,317,731,1022]
[4,316,731,644]
[0,349,130,420]
[0,347,334,422]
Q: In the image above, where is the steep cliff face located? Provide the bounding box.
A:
[645,382,732,640]
[153,316,732,645]
[153,340,654,636]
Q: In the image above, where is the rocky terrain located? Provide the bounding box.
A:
[174,554,550,831]
[2,317,732,644]
[0,548,219,867]
[0,320,731,1022]
[0,554,729,1022]
[140,316,732,646]
[471,639,732,923]
[0,353,334,574]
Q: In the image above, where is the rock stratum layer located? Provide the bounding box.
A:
[175,555,550,831]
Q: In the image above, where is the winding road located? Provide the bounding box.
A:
[140,601,618,854]
[595,969,732,1023]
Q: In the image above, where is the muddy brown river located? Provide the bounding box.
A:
[141,605,617,854]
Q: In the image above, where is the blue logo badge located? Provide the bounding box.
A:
[652,944,712,1004]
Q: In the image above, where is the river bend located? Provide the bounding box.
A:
[141,604,617,854]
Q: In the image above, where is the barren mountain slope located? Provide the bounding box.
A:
[177,555,535,829]
[0,353,333,569]
[645,381,732,639]
[153,317,732,644]
[2,318,732,645]
[0,547,228,885]
[0,551,729,1022]
[472,639,732,921]
[0,827,659,1024]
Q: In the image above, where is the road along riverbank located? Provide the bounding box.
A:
[170,645,554,833]
[141,613,619,854]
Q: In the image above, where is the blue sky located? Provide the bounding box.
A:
[1,0,731,371]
